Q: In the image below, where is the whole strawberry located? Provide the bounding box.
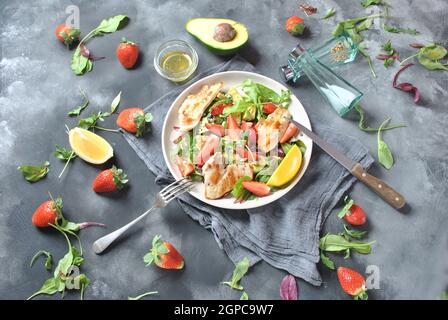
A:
[32,197,63,227]
[337,267,368,300]
[337,196,367,226]
[116,38,139,69]
[92,166,128,193]
[55,23,80,48]
[143,235,184,269]
[285,16,305,36]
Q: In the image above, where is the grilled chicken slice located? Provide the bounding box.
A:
[255,107,292,153]
[178,82,224,131]
[202,152,253,200]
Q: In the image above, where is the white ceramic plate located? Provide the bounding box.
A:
[161,71,313,210]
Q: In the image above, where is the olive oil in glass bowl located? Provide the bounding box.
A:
[154,40,198,83]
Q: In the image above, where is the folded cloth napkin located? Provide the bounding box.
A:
[122,56,374,285]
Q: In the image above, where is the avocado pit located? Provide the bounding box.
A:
[213,23,236,42]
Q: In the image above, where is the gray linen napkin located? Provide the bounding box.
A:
[122,56,374,285]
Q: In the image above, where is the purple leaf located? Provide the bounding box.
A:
[280,274,298,300]
[376,54,390,60]
[80,44,106,61]
[392,63,421,104]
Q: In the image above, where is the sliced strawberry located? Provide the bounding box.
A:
[337,267,368,300]
[237,148,258,161]
[205,123,225,137]
[280,123,299,143]
[196,134,220,167]
[227,114,241,139]
[262,103,277,115]
[241,121,253,130]
[242,181,270,197]
[176,155,194,177]
[211,103,232,116]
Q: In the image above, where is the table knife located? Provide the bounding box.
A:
[289,119,406,209]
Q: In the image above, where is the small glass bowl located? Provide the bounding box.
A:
[154,40,198,83]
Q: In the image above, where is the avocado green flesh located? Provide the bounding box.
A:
[186,18,249,55]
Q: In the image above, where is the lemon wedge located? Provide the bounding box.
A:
[267,144,302,187]
[69,127,113,164]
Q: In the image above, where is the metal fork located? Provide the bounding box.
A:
[92,178,195,254]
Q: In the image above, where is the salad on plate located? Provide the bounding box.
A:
[171,79,306,203]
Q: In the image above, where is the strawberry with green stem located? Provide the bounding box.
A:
[92,166,128,193]
[337,196,367,226]
[143,235,184,269]
[337,267,368,300]
[55,23,80,48]
[116,108,153,137]
[32,193,105,232]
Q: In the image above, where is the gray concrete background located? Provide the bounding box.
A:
[0,0,447,300]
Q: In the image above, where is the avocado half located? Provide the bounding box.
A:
[186,18,249,55]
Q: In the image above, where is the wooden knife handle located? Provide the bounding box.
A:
[351,163,406,210]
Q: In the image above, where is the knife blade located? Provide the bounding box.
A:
[289,118,406,210]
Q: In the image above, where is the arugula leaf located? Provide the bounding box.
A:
[95,15,128,34]
[71,15,128,75]
[343,225,368,239]
[71,46,91,75]
[384,24,418,35]
[128,291,158,300]
[255,157,279,183]
[358,43,377,78]
[361,0,385,7]
[231,176,252,200]
[322,7,335,19]
[30,250,53,270]
[320,251,335,270]
[222,257,250,291]
[401,43,448,71]
[222,99,251,116]
[68,88,89,116]
[110,91,121,113]
[17,161,50,182]
[377,119,394,169]
[240,291,249,300]
[320,234,375,255]
[354,105,405,132]
[281,140,306,156]
[27,278,58,300]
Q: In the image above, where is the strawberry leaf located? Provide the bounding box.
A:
[337,196,354,218]
[111,166,128,189]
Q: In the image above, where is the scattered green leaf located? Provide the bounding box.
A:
[128,291,158,300]
[354,105,405,132]
[110,91,122,113]
[384,24,418,35]
[17,161,50,182]
[30,250,53,270]
[68,88,89,116]
[222,257,250,291]
[322,7,335,19]
[240,291,249,300]
[320,251,335,270]
[342,225,368,239]
[361,0,386,7]
[320,234,375,255]
[377,118,394,169]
